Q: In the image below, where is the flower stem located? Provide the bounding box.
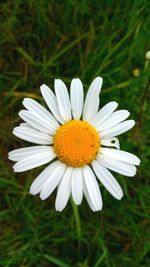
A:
[71,199,81,245]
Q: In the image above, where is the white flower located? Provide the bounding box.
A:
[8,77,140,212]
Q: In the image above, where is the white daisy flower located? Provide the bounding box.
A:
[8,77,140,212]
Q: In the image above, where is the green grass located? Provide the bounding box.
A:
[0,0,150,266]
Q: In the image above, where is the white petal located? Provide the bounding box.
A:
[40,84,64,124]
[101,137,120,149]
[19,110,56,134]
[40,161,66,200]
[83,77,103,122]
[29,162,58,195]
[92,101,118,127]
[19,122,33,129]
[97,154,137,176]
[92,160,123,200]
[96,110,130,132]
[23,98,59,131]
[70,78,84,120]
[9,146,52,161]
[54,79,71,121]
[71,168,83,205]
[55,167,73,211]
[13,125,52,144]
[13,147,56,172]
[100,120,135,138]
[100,148,140,165]
[83,180,96,212]
[83,166,102,211]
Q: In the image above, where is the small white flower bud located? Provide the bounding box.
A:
[145,51,150,60]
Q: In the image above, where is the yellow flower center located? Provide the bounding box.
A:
[53,120,100,167]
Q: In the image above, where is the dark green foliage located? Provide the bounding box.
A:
[0,0,150,266]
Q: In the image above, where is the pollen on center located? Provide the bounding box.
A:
[53,120,100,167]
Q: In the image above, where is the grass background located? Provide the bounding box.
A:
[0,0,150,266]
